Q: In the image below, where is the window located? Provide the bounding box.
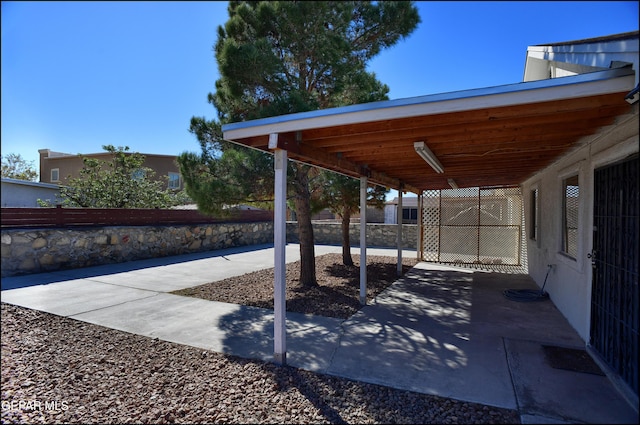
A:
[562,175,579,258]
[530,188,538,241]
[168,172,181,189]
[50,168,59,182]
[131,169,145,181]
[402,207,418,223]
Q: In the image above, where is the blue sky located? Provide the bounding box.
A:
[2,1,638,200]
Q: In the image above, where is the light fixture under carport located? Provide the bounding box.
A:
[414,141,444,173]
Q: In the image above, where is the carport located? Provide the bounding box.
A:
[222,67,635,364]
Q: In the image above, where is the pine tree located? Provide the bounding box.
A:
[180,1,420,286]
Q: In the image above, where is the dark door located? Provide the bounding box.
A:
[590,154,638,396]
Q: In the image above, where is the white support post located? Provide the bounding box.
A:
[359,176,367,305]
[273,146,287,365]
[417,193,423,260]
[397,189,403,276]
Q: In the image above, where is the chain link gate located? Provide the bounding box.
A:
[421,187,526,272]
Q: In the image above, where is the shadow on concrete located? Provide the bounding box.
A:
[213,262,639,424]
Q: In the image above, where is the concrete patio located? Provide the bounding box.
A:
[1,243,637,424]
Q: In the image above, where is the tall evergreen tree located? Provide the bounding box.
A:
[178,118,274,216]
[180,1,420,286]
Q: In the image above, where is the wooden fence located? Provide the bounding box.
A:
[0,206,274,228]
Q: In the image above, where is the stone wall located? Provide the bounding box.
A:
[1,222,273,277]
[1,221,418,277]
[286,221,417,250]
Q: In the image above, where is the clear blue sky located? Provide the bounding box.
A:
[2,1,638,200]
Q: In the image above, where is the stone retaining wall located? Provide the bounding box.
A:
[1,222,273,277]
[1,221,417,277]
[287,222,417,250]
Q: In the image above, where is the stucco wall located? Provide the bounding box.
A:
[521,105,638,341]
[1,179,61,207]
[38,149,182,190]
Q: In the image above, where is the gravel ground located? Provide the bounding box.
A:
[1,254,521,424]
[172,254,419,319]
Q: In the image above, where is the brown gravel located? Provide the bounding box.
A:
[1,253,522,424]
[172,253,419,319]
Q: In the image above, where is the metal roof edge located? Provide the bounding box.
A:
[1,178,62,189]
[526,38,639,55]
[223,68,634,138]
[43,152,179,160]
[532,30,639,47]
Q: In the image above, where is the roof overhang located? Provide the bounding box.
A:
[1,178,62,189]
[524,31,640,85]
[223,67,635,194]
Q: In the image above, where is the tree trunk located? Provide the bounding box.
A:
[292,164,317,287]
[341,207,354,266]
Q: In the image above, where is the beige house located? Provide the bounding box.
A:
[38,148,183,191]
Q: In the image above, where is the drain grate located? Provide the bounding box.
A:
[542,345,605,376]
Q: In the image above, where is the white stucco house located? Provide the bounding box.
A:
[384,196,419,224]
[1,178,62,207]
[221,31,639,405]
[520,32,638,404]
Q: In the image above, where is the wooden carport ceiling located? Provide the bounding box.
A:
[223,69,635,194]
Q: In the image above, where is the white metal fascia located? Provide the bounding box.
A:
[525,37,639,84]
[527,37,639,56]
[526,45,638,71]
[222,68,635,141]
[1,178,62,189]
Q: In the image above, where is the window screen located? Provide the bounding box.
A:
[168,172,181,189]
[562,175,579,258]
[530,188,538,241]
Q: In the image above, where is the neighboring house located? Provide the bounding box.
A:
[1,178,61,207]
[221,31,639,402]
[384,196,419,224]
[38,148,183,191]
